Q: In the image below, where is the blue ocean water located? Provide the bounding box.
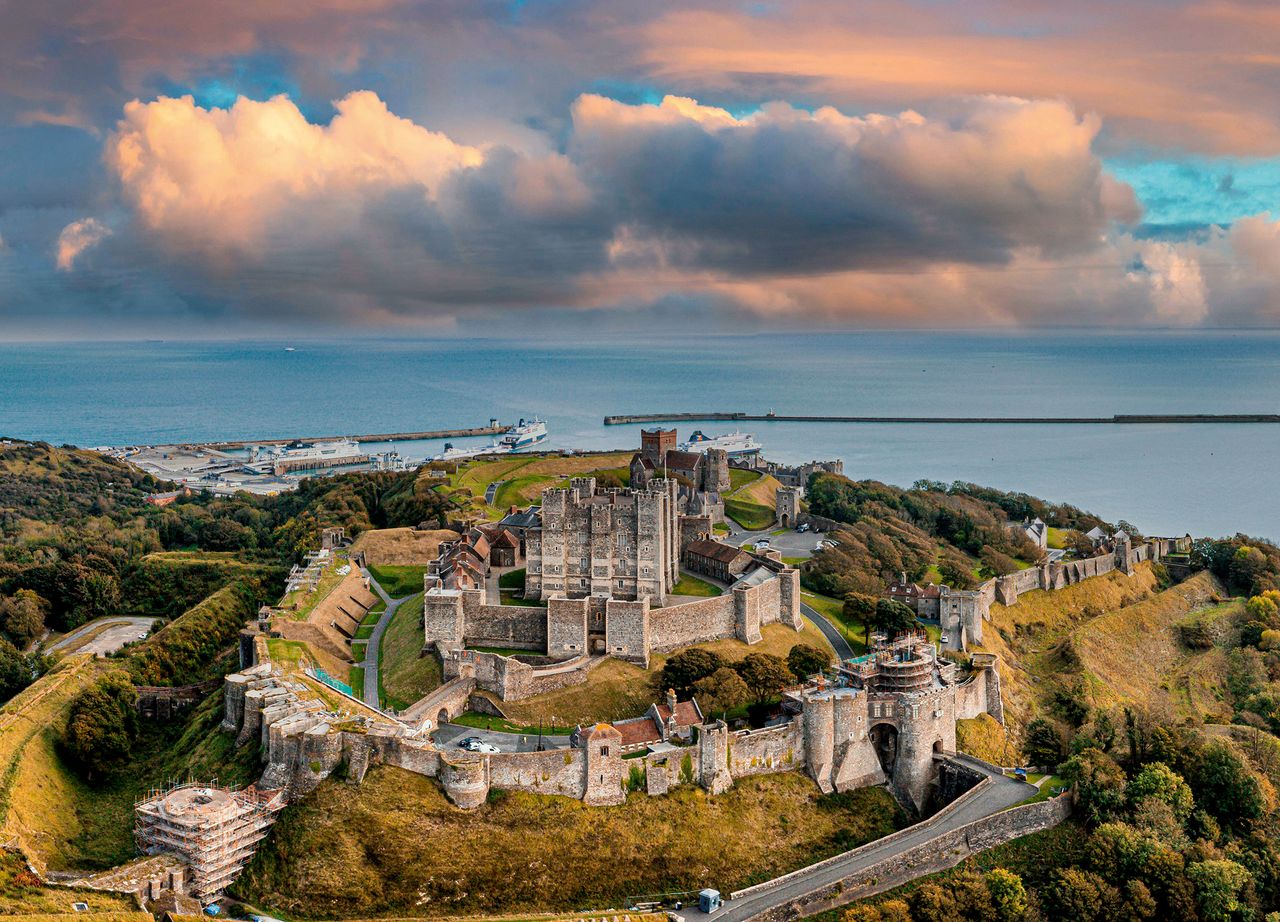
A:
[0,331,1274,540]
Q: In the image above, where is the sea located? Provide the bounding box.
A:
[0,331,1276,541]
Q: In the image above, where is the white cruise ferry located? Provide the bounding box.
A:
[499,417,548,450]
[678,430,761,457]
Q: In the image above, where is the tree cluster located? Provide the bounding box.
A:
[657,643,832,718]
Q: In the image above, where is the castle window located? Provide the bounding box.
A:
[600,746,609,756]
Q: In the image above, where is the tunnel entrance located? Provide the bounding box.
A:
[870,723,899,775]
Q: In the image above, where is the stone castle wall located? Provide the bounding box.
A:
[735,791,1073,922]
[725,721,805,779]
[650,595,738,652]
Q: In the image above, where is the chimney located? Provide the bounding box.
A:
[666,687,677,714]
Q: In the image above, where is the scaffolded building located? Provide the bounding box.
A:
[134,782,286,902]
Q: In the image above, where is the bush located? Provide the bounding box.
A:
[63,671,139,779]
[787,643,831,680]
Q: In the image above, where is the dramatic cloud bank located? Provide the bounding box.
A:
[4,0,1280,334]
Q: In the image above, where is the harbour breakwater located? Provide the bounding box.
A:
[604,412,1280,425]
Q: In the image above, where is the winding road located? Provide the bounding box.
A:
[800,601,856,660]
[359,571,406,709]
[678,756,1038,922]
[48,616,158,657]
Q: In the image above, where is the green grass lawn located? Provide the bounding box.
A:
[377,592,442,711]
[1046,527,1070,550]
[501,591,546,607]
[493,473,558,511]
[728,468,762,492]
[267,637,313,672]
[368,565,428,598]
[725,497,775,530]
[359,600,386,628]
[349,665,365,692]
[800,591,868,654]
[354,624,375,640]
[498,568,526,590]
[350,640,367,661]
[782,556,807,566]
[713,522,730,534]
[671,573,722,597]
[1012,774,1067,806]
[451,711,572,735]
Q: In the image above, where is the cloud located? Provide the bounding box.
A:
[572,93,1139,276]
[55,217,112,270]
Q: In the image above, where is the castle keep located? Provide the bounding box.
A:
[526,477,680,604]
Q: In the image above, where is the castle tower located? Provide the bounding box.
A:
[776,486,801,529]
[583,723,625,805]
[697,720,733,794]
[640,428,677,465]
[703,448,730,494]
[440,751,490,809]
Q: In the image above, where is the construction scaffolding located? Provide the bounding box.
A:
[134,781,287,902]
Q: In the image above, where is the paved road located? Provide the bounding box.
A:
[484,480,505,504]
[431,722,572,752]
[360,571,406,709]
[727,525,824,559]
[48,616,158,657]
[800,602,856,660]
[678,756,1037,922]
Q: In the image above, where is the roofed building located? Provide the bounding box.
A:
[684,538,752,584]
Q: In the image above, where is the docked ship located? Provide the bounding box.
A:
[247,439,369,474]
[678,430,761,458]
[499,417,548,450]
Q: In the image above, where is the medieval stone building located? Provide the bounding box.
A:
[525,477,679,604]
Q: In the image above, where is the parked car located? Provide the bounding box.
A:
[755,538,771,549]
[797,523,810,533]
[457,736,482,750]
[939,633,950,645]
[472,741,500,754]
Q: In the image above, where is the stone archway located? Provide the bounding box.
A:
[780,513,790,528]
[869,722,899,774]
[438,708,450,728]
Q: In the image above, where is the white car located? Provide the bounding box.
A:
[797,523,810,533]
[939,633,950,645]
[755,539,771,549]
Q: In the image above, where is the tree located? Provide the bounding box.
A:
[843,592,877,646]
[63,672,139,779]
[692,667,749,717]
[734,653,794,705]
[985,868,1028,922]
[1040,868,1120,922]
[787,643,831,680]
[657,648,724,696]
[0,590,48,647]
[1127,761,1194,820]
[1192,740,1266,828]
[1024,718,1066,769]
[980,545,1021,576]
[0,640,35,703]
[1060,748,1127,826]
[937,555,977,590]
[873,599,918,638]
[1188,860,1251,922]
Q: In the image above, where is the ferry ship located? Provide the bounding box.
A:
[499,417,548,450]
[678,430,761,458]
[247,439,368,472]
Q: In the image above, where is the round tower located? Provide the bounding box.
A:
[802,689,836,792]
[440,751,490,809]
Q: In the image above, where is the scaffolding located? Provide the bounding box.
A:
[134,781,287,902]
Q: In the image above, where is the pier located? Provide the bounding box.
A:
[604,412,1280,425]
[201,420,506,449]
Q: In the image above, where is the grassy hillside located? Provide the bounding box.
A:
[126,580,265,686]
[435,452,634,519]
[378,593,441,710]
[235,767,903,919]
[974,565,1239,745]
[2,671,260,872]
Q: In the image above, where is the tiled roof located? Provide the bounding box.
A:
[663,450,703,472]
[686,538,747,565]
[612,716,661,747]
[655,699,702,727]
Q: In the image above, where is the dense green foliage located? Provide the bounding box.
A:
[62,671,139,780]
[802,474,1050,597]
[125,580,265,686]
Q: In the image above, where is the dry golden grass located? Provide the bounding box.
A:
[235,766,903,919]
[1071,570,1223,718]
[0,656,104,872]
[734,473,782,509]
[956,714,1016,765]
[976,563,1161,728]
[350,527,456,566]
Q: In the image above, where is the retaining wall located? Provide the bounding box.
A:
[733,788,1072,922]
